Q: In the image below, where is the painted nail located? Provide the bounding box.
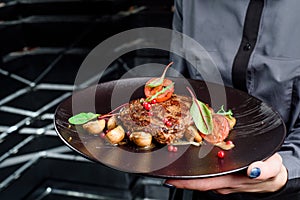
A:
[249,167,261,178]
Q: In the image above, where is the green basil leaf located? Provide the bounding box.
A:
[146,62,173,88]
[190,100,213,135]
[68,112,99,125]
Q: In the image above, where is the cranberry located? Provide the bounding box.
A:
[173,146,178,152]
[168,145,174,152]
[100,133,106,138]
[165,121,173,127]
[148,112,154,116]
[217,150,225,158]
[126,131,131,137]
[151,99,157,104]
[168,145,178,152]
[143,102,151,111]
[163,118,169,123]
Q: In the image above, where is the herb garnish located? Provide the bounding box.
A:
[68,112,100,125]
[217,105,233,119]
[146,62,173,88]
[186,87,213,135]
[146,82,175,102]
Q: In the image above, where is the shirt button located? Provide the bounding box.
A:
[243,43,251,51]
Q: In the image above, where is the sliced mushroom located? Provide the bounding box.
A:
[185,126,202,143]
[106,125,125,144]
[107,115,117,130]
[129,132,152,147]
[82,119,105,134]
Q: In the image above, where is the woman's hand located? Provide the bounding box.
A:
[164,153,287,194]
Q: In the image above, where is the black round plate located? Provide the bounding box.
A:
[54,77,286,179]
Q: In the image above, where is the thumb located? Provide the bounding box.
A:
[247,153,282,180]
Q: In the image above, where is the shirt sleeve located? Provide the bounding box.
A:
[278,77,300,180]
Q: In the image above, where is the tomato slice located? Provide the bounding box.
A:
[144,78,174,102]
[201,114,230,144]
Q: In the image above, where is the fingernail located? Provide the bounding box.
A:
[249,167,261,178]
[163,181,175,189]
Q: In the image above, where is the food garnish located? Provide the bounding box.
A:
[186,87,213,135]
[144,62,175,103]
[146,62,173,87]
[216,105,233,116]
[68,112,100,125]
[145,82,175,102]
[168,145,178,152]
[217,105,236,129]
[67,62,236,154]
[217,150,225,159]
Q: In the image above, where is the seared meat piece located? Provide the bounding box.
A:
[119,94,193,144]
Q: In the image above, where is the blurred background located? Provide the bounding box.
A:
[0,0,176,199]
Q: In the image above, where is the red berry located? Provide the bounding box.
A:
[163,118,169,123]
[151,99,157,104]
[165,121,173,127]
[226,140,233,145]
[168,145,174,152]
[143,102,151,111]
[217,150,225,158]
[126,131,131,137]
[100,132,106,138]
[173,146,178,152]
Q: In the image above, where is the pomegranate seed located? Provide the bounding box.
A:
[226,140,233,145]
[148,112,154,116]
[217,150,225,158]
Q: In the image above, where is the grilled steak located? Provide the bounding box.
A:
[119,94,193,144]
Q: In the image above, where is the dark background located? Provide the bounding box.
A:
[0,0,175,199]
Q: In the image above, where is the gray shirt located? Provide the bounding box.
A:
[172,0,300,180]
